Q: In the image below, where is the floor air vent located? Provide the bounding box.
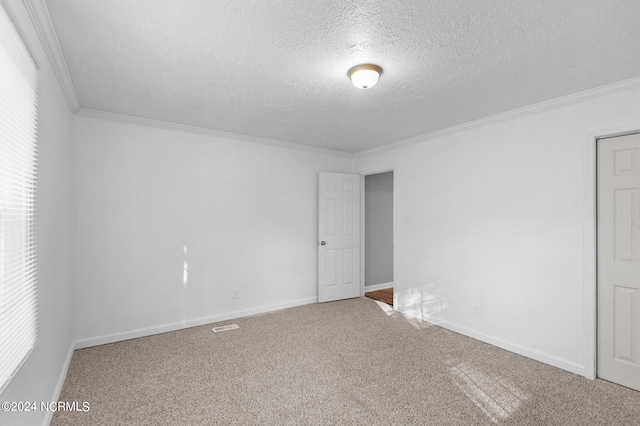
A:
[213,324,239,333]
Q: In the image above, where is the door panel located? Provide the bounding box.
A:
[318,172,360,302]
[614,286,636,363]
[598,133,640,390]
[614,189,638,262]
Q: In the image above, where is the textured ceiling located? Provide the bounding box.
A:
[46,0,640,153]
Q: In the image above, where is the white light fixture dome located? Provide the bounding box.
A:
[348,64,382,89]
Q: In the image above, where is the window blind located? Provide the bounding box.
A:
[0,4,39,393]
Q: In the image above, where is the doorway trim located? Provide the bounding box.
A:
[359,168,395,299]
[584,121,640,380]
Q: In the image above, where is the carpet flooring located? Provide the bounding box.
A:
[52,297,640,425]
[365,287,393,306]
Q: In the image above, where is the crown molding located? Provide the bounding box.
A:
[355,75,640,158]
[22,0,80,113]
[75,108,354,158]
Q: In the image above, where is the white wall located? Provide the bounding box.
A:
[355,82,640,375]
[365,172,394,286]
[0,1,74,425]
[73,116,352,344]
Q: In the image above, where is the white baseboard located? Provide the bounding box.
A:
[42,341,77,426]
[74,297,318,349]
[363,282,393,292]
[397,308,585,377]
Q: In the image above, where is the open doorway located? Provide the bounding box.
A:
[363,171,394,307]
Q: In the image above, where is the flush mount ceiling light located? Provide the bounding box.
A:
[348,64,382,89]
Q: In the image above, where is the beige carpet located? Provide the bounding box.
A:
[53,297,640,425]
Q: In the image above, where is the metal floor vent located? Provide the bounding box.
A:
[213,324,240,333]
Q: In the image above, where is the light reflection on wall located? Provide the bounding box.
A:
[183,245,188,286]
[181,244,189,326]
[397,280,448,325]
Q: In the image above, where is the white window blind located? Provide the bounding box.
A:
[0,4,39,393]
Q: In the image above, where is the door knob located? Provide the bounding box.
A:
[321,241,326,245]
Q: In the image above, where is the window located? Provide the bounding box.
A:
[0,4,39,393]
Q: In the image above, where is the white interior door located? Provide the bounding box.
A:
[597,133,640,391]
[318,172,360,303]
